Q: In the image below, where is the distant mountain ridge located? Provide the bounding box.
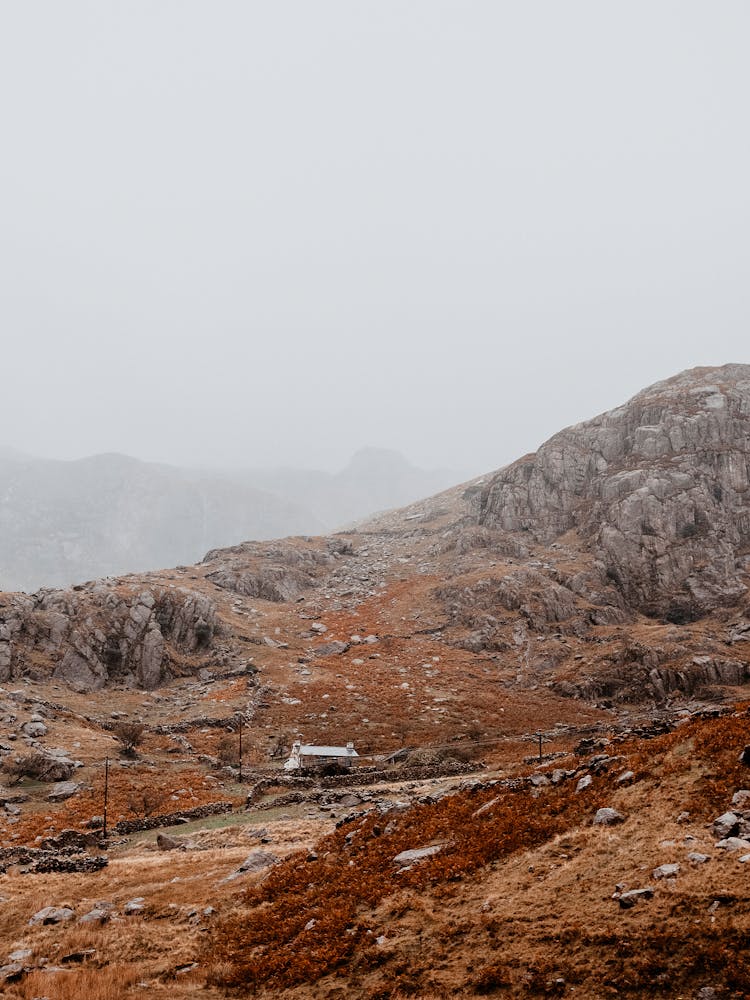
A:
[0,447,454,592]
[236,447,455,530]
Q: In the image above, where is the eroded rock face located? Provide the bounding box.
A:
[440,568,581,632]
[0,585,217,692]
[203,539,335,602]
[479,365,750,618]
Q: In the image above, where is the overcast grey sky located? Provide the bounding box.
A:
[1,1,748,477]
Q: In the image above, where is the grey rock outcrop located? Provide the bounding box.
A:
[593,807,625,826]
[79,901,114,924]
[479,366,750,619]
[652,863,680,879]
[0,624,11,682]
[713,812,740,839]
[392,844,444,865]
[29,905,75,926]
[715,836,750,851]
[46,781,82,802]
[22,720,47,738]
[204,539,335,602]
[617,887,654,909]
[0,584,217,692]
[237,850,279,873]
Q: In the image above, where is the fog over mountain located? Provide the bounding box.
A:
[236,447,453,531]
[0,446,453,592]
[2,4,749,480]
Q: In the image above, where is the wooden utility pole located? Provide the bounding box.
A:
[238,715,243,784]
[103,757,109,839]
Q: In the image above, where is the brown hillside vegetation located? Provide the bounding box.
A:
[207,707,750,999]
[0,707,748,999]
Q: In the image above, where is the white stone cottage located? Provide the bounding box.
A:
[284,740,359,771]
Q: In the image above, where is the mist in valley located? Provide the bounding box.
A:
[1,2,749,588]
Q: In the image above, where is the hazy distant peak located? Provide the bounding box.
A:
[340,447,418,476]
[0,444,33,462]
[72,451,156,471]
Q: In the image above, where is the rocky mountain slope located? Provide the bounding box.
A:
[2,365,750,712]
[1,365,750,999]
[478,364,750,620]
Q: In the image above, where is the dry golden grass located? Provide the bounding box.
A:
[0,809,331,999]
[8,963,144,1000]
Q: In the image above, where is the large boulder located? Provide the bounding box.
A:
[29,905,75,926]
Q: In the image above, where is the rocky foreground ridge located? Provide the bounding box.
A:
[0,365,749,715]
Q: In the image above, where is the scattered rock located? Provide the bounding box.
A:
[156,833,184,852]
[617,887,654,909]
[8,949,32,962]
[61,948,96,964]
[392,844,444,865]
[313,641,350,657]
[175,962,199,975]
[0,963,24,984]
[575,774,593,793]
[473,797,501,818]
[715,837,750,852]
[529,774,550,787]
[29,905,75,926]
[652,863,680,879]
[78,902,114,925]
[123,898,145,915]
[238,851,278,873]
[687,852,711,864]
[46,781,81,802]
[22,720,47,738]
[713,812,740,838]
[593,808,625,826]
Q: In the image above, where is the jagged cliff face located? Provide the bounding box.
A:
[479,365,750,619]
[0,584,217,691]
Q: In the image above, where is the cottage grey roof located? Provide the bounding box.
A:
[299,745,359,757]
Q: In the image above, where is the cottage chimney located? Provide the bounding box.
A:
[346,741,355,752]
